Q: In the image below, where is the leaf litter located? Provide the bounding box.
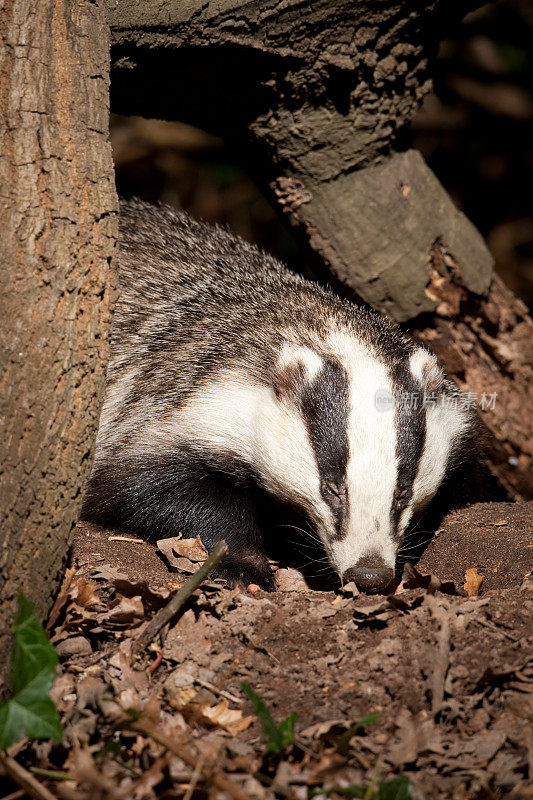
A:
[0,501,531,800]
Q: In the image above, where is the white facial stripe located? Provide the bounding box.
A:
[409,347,444,394]
[134,368,335,531]
[322,329,399,573]
[410,348,433,383]
[277,341,324,383]
[407,398,470,520]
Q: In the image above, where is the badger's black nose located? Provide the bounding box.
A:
[343,554,394,594]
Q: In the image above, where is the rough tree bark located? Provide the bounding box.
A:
[0,0,117,682]
[106,0,532,499]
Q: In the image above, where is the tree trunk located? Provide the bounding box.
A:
[0,0,117,683]
[107,0,532,498]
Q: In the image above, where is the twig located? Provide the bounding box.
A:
[426,595,452,717]
[128,717,253,800]
[0,753,59,800]
[132,541,228,655]
[182,752,206,800]
[363,757,383,800]
[1,790,26,800]
[195,678,243,705]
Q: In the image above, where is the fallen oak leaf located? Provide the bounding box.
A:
[402,563,466,597]
[69,578,103,609]
[157,536,208,573]
[464,567,484,597]
[97,595,145,625]
[172,537,208,562]
[195,700,254,736]
[352,595,424,628]
[91,563,130,582]
[114,578,172,608]
[300,718,348,740]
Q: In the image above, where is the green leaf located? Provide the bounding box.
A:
[336,787,366,798]
[11,593,58,694]
[0,594,62,749]
[310,786,366,799]
[277,711,297,750]
[336,712,380,756]
[378,776,411,800]
[354,713,380,730]
[31,768,74,781]
[241,682,297,755]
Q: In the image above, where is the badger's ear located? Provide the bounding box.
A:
[272,342,323,404]
[409,347,444,394]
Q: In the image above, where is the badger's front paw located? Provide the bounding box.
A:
[212,553,276,592]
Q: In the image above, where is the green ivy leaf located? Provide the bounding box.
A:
[0,594,62,749]
[11,593,58,695]
[241,682,297,755]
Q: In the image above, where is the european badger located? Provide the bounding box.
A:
[82,199,476,593]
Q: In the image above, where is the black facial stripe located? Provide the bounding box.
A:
[300,359,350,538]
[391,361,427,537]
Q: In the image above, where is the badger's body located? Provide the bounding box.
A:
[83,199,476,592]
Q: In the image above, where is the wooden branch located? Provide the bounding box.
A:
[0,753,58,800]
[414,273,533,498]
[132,541,228,655]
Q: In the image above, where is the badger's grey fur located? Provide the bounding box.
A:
[82,199,478,592]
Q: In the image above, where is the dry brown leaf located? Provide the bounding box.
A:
[91,563,130,581]
[167,684,199,710]
[171,537,208,562]
[464,567,485,597]
[403,563,465,596]
[46,566,77,631]
[96,597,144,628]
[157,536,208,573]
[196,700,254,735]
[300,719,348,739]
[62,577,102,612]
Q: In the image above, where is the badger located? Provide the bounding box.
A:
[82,199,477,593]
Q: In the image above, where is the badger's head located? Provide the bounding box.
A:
[257,337,475,593]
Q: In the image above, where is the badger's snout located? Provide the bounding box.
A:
[343,552,394,594]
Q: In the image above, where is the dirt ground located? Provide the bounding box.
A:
[2,501,532,800]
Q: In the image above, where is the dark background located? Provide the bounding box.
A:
[111,0,533,310]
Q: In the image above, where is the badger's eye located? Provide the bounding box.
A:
[394,490,409,511]
[322,481,345,506]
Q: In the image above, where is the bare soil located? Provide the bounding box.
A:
[2,501,531,800]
